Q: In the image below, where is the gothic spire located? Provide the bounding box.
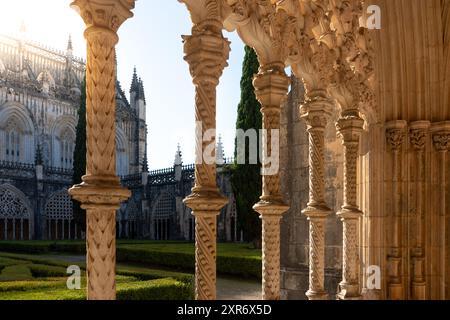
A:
[142,151,149,172]
[216,135,225,165]
[174,143,182,166]
[137,77,146,103]
[130,66,139,94]
[67,35,73,52]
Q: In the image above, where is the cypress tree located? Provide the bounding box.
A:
[230,46,262,246]
[72,77,86,230]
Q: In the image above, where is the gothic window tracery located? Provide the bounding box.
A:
[59,128,74,169]
[0,184,31,240]
[5,120,21,162]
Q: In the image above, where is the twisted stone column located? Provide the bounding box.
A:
[68,0,134,300]
[385,120,407,300]
[409,121,430,300]
[336,113,364,300]
[300,90,333,300]
[253,63,290,300]
[431,122,450,300]
[182,21,230,300]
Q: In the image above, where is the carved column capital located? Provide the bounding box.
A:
[71,0,135,33]
[409,121,430,152]
[431,121,450,152]
[182,31,230,87]
[386,120,408,152]
[300,90,334,131]
[253,63,290,110]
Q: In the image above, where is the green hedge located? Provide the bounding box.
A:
[28,264,69,278]
[117,278,193,300]
[0,241,262,279]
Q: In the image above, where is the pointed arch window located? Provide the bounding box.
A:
[59,129,74,169]
[5,121,21,163]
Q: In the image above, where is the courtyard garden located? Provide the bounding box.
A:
[0,241,262,300]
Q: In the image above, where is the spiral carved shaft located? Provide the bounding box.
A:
[342,218,358,285]
[262,215,282,300]
[194,82,217,189]
[195,214,217,300]
[336,117,364,299]
[253,67,290,300]
[182,29,230,301]
[308,216,326,295]
[308,128,326,206]
[85,29,118,177]
[86,209,116,300]
[261,110,281,198]
[301,104,331,300]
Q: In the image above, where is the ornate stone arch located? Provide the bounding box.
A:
[50,115,77,168]
[0,184,33,240]
[44,189,73,220]
[151,191,176,241]
[116,125,129,176]
[44,189,76,240]
[0,102,36,163]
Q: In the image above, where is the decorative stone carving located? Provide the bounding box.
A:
[408,121,430,300]
[69,0,135,300]
[385,120,407,300]
[300,90,333,300]
[253,63,290,300]
[179,0,230,300]
[431,121,450,300]
[336,114,364,300]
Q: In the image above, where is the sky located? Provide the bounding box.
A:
[0,0,245,169]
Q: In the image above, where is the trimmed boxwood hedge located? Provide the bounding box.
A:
[28,264,69,278]
[0,241,262,279]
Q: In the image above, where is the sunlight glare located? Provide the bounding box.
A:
[0,0,86,58]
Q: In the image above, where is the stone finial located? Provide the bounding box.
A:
[216,135,225,165]
[174,144,183,166]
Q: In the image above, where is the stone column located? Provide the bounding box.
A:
[409,121,430,300]
[68,0,135,300]
[253,63,290,300]
[431,122,450,300]
[299,90,333,300]
[336,113,364,300]
[385,120,407,300]
[182,21,230,300]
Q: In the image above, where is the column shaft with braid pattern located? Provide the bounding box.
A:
[336,115,364,300]
[85,29,117,178]
[182,23,230,300]
[68,0,135,300]
[253,64,290,300]
[300,94,333,300]
[262,216,282,299]
[86,209,116,300]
